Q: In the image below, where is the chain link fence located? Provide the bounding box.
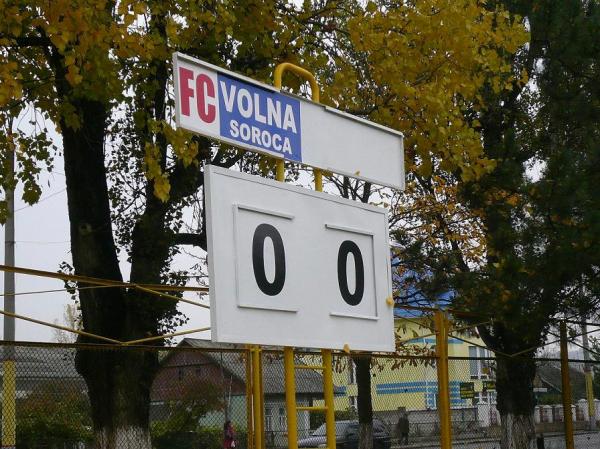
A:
[0,340,598,449]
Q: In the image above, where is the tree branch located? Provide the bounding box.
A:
[14,35,51,47]
[172,232,205,248]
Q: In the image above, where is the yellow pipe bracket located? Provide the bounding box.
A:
[273,62,322,189]
[273,62,320,103]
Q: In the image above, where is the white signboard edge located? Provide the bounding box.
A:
[173,52,405,190]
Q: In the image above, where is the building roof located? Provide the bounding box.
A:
[0,346,82,380]
[392,265,454,318]
[179,338,326,396]
[535,362,587,399]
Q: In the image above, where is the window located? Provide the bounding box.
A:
[425,391,437,409]
[473,391,497,405]
[348,361,357,384]
[469,346,493,379]
[265,407,273,431]
[195,367,202,377]
[278,407,287,428]
[178,368,184,381]
[349,396,357,410]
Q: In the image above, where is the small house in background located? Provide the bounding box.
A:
[0,346,86,398]
[151,338,326,446]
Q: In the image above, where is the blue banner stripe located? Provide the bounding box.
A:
[217,74,302,161]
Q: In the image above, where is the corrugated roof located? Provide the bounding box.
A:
[0,346,82,380]
[180,338,325,396]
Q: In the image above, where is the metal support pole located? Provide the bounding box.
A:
[585,373,595,427]
[252,346,263,449]
[322,349,336,449]
[2,146,16,449]
[273,62,327,449]
[314,168,323,192]
[258,348,265,449]
[560,321,575,449]
[435,310,452,449]
[276,159,285,183]
[246,349,254,449]
[284,347,298,449]
[581,320,596,429]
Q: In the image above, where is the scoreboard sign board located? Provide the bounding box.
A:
[205,165,394,352]
[173,52,405,190]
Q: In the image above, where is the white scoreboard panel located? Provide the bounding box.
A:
[205,165,394,352]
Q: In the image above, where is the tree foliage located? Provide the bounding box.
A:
[0,2,353,446]
[0,0,530,447]
[17,380,93,446]
[151,381,223,438]
[391,1,600,448]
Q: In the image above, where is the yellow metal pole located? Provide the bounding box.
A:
[314,169,323,193]
[284,347,298,449]
[2,145,16,449]
[586,372,595,426]
[322,349,336,449]
[274,62,329,449]
[581,319,596,429]
[560,321,575,449]
[1,359,16,449]
[435,310,452,449]
[273,62,322,189]
[252,346,263,449]
[273,63,320,103]
[246,349,254,449]
[275,159,285,182]
[258,348,265,449]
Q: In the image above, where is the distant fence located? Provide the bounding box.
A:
[0,338,597,449]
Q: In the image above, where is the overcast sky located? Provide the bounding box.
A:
[0,148,211,343]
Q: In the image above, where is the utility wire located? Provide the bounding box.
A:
[14,188,66,212]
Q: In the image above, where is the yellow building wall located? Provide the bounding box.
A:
[315,318,490,413]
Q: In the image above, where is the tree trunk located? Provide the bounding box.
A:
[495,356,536,449]
[354,355,373,449]
[60,98,158,449]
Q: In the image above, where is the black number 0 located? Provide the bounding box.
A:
[337,240,365,306]
[252,225,364,305]
[252,224,286,296]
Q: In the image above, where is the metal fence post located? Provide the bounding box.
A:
[322,349,336,449]
[251,346,264,449]
[560,321,575,449]
[246,348,254,449]
[435,309,452,449]
[284,347,298,449]
[581,319,596,429]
